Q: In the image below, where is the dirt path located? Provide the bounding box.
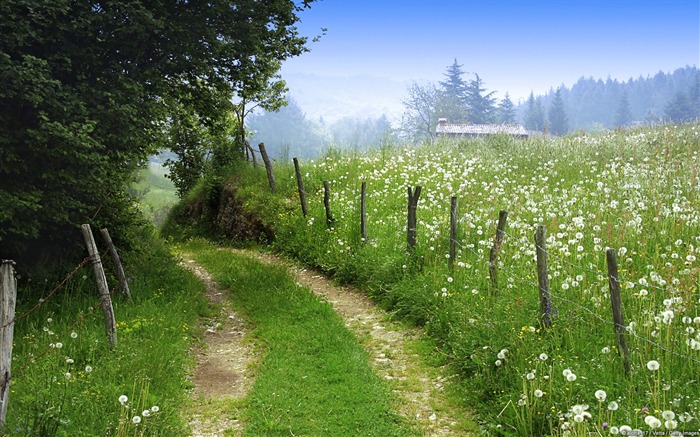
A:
[181,256,256,437]
[236,249,470,436]
[182,248,471,436]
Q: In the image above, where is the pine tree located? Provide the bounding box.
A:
[548,87,569,135]
[438,59,469,122]
[614,91,633,127]
[523,92,546,131]
[664,91,693,122]
[497,93,517,124]
[464,73,496,124]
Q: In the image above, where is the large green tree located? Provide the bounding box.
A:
[497,93,517,124]
[0,0,315,268]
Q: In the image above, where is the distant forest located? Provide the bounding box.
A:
[517,65,700,132]
[246,65,699,157]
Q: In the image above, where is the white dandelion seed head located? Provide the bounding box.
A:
[646,360,660,371]
[132,416,141,424]
[608,401,619,411]
[594,390,607,401]
[566,373,577,382]
[119,395,128,405]
[539,353,548,360]
[534,389,543,398]
[150,405,160,413]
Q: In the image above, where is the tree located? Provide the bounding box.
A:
[614,91,633,127]
[664,91,693,122]
[548,87,569,135]
[399,81,444,143]
[0,0,316,268]
[523,92,546,132]
[464,73,497,124]
[439,59,469,123]
[497,93,517,124]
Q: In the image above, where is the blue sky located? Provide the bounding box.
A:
[282,0,699,103]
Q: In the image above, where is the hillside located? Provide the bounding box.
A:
[166,123,700,435]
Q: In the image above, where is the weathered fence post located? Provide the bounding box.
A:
[293,157,308,217]
[449,196,458,272]
[606,248,631,375]
[81,224,117,347]
[99,228,131,301]
[535,226,552,328]
[407,186,422,253]
[323,180,335,229]
[360,181,367,242]
[259,143,277,192]
[0,260,17,427]
[489,210,508,292]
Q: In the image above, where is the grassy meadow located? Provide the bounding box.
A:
[234,124,700,435]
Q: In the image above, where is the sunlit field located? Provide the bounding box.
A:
[243,124,700,435]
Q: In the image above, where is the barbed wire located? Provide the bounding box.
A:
[2,256,92,329]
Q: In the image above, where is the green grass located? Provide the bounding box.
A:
[6,236,208,436]
[131,163,178,226]
[218,123,700,435]
[180,239,419,436]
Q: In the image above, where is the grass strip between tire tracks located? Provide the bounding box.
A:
[182,239,420,436]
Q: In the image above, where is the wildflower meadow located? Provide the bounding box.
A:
[239,123,700,435]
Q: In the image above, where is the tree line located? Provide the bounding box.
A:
[400,62,699,142]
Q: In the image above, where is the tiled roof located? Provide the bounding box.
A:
[436,123,529,137]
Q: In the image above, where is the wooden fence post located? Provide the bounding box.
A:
[489,210,508,292]
[99,228,131,301]
[81,224,117,347]
[360,181,367,242]
[258,143,277,192]
[606,248,631,375]
[449,196,458,272]
[535,226,552,328]
[293,157,308,217]
[407,186,422,253]
[323,180,335,229]
[0,260,17,427]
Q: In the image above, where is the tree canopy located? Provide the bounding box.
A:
[0,0,315,269]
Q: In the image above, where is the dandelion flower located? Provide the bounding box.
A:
[609,426,620,434]
[70,332,78,339]
[132,416,141,424]
[539,353,548,360]
[64,372,71,379]
[646,360,660,371]
[150,405,159,413]
[661,411,675,420]
[664,419,677,430]
[526,372,535,380]
[495,359,502,367]
[85,365,93,373]
[534,389,543,398]
[608,401,619,411]
[562,368,572,377]
[566,373,577,382]
[119,395,128,405]
[595,390,607,401]
[644,415,661,428]
[573,414,584,423]
[142,410,150,417]
[55,342,63,349]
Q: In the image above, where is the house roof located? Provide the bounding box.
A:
[436,121,529,137]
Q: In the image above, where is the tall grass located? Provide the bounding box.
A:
[235,124,700,435]
[5,235,208,435]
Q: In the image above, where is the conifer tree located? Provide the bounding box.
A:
[464,73,496,124]
[548,87,569,135]
[438,59,469,122]
[497,93,517,124]
[615,91,633,127]
[523,92,546,131]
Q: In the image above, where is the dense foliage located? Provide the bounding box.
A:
[0,0,314,270]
